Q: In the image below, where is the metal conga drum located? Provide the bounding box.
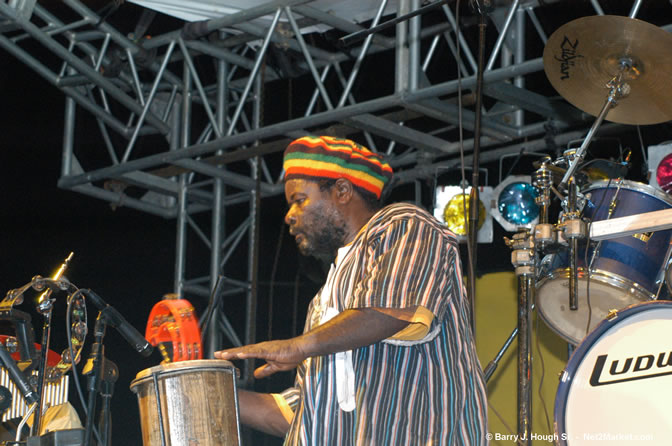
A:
[130,359,241,446]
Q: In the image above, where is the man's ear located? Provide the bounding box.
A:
[333,178,353,204]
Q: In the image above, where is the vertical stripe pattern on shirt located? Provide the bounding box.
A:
[281,203,488,445]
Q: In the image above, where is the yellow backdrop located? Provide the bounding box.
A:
[475,272,569,445]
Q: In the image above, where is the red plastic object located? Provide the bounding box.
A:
[0,335,61,367]
[145,297,202,362]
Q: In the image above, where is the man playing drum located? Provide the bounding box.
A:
[216,136,488,445]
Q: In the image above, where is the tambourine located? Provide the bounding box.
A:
[145,294,202,362]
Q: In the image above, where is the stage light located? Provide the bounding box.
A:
[434,186,493,243]
[491,175,540,232]
[648,144,672,193]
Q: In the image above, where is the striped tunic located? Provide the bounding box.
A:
[279,203,488,445]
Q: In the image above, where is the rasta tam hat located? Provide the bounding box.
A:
[283,136,393,199]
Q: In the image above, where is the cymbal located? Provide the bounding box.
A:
[543,15,672,125]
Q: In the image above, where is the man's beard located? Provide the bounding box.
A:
[297,204,348,262]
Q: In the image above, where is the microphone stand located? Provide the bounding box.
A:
[83,310,118,446]
[467,0,490,335]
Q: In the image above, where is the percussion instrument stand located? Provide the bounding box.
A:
[33,253,73,435]
[506,230,536,446]
[32,296,54,436]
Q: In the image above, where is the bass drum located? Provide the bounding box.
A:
[555,301,672,445]
[537,180,672,345]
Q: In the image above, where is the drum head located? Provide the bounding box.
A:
[555,301,672,445]
[537,269,651,345]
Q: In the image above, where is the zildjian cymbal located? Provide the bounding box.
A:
[543,15,672,125]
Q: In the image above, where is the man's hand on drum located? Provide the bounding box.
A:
[215,338,308,379]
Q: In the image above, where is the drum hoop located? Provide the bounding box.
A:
[536,267,655,301]
[131,359,236,388]
[583,179,672,206]
[554,300,672,444]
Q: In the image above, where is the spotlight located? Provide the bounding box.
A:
[491,175,540,232]
[434,186,493,243]
[648,143,672,193]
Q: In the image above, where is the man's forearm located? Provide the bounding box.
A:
[299,307,410,357]
[215,307,411,378]
[237,389,290,437]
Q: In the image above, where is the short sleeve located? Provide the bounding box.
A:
[271,387,300,423]
[348,216,460,320]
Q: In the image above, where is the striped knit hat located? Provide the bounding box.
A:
[283,136,393,199]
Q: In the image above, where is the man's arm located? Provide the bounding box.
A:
[215,307,409,378]
[237,389,290,437]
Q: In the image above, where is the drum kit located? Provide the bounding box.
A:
[497,13,672,446]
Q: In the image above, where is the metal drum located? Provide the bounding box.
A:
[130,359,241,446]
[555,301,672,445]
[537,180,672,344]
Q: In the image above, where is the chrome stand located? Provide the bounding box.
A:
[507,230,536,446]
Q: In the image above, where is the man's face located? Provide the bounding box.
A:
[284,179,348,261]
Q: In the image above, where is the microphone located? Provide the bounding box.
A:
[0,342,37,405]
[83,290,153,357]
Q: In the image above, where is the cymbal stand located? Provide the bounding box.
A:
[559,63,633,191]
[483,326,518,382]
[506,230,536,446]
[532,160,557,249]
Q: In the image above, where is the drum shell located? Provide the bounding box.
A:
[130,359,240,446]
[554,301,672,445]
[582,180,672,292]
[536,180,672,344]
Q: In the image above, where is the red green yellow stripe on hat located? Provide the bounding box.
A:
[284,136,393,199]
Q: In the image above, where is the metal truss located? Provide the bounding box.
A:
[2,0,670,371]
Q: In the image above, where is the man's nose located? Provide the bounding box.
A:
[285,209,296,226]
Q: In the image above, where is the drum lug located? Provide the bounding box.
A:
[534,223,556,245]
[606,309,619,320]
[561,218,586,240]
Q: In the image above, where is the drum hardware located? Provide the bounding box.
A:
[563,180,587,312]
[556,70,629,193]
[505,230,536,445]
[532,159,553,224]
[483,326,518,382]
